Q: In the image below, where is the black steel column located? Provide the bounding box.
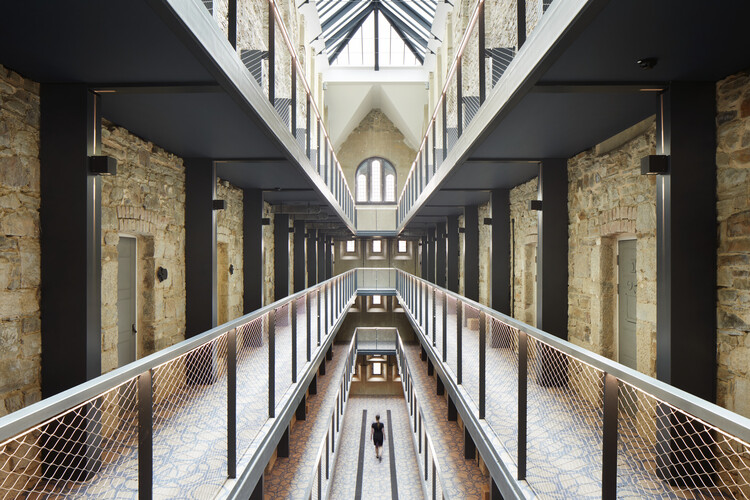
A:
[228,0,237,48]
[294,220,305,292]
[137,370,153,499]
[268,6,274,105]
[447,216,459,292]
[185,158,217,337]
[427,227,436,283]
[243,189,263,313]
[307,228,318,286]
[274,214,289,301]
[655,83,716,399]
[537,159,567,339]
[447,395,457,421]
[602,373,619,499]
[464,426,476,460]
[654,84,716,487]
[249,474,263,500]
[491,478,505,500]
[278,426,290,458]
[325,235,333,279]
[492,189,511,314]
[464,206,479,302]
[516,0,526,48]
[436,222,447,287]
[40,84,102,397]
[420,236,428,278]
[318,234,326,282]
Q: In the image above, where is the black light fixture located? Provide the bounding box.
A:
[483,218,492,225]
[88,155,117,175]
[641,155,669,175]
[157,267,168,282]
[528,200,543,211]
[213,199,226,210]
[637,57,658,70]
[229,264,234,275]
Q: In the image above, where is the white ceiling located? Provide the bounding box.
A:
[324,81,428,151]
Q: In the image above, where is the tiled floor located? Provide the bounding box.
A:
[402,344,489,499]
[330,395,424,500]
[264,344,349,499]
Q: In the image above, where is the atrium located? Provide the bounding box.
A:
[0,0,750,498]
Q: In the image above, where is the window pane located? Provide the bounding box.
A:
[357,174,367,201]
[346,240,356,253]
[372,295,381,305]
[370,160,381,202]
[372,239,382,253]
[398,240,407,253]
[372,362,382,376]
[384,174,395,202]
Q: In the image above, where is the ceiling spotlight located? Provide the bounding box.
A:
[637,57,658,70]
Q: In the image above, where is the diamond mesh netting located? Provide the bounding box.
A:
[485,317,520,465]
[0,380,139,499]
[236,316,269,455]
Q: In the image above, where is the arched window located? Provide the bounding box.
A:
[355,157,397,204]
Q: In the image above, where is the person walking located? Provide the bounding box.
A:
[370,414,385,461]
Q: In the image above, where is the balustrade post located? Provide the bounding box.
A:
[442,293,447,362]
[425,282,429,335]
[479,312,486,419]
[269,311,276,417]
[227,329,237,478]
[324,284,329,335]
[457,56,463,138]
[518,331,527,479]
[291,300,297,383]
[137,370,153,500]
[317,288,321,346]
[306,295,311,362]
[432,288,436,346]
[457,300,463,384]
[602,373,620,499]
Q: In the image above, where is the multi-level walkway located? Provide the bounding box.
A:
[330,395,422,500]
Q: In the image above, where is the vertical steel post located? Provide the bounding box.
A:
[432,287,437,346]
[518,331,527,479]
[479,312,486,419]
[425,281,429,335]
[268,6,274,105]
[324,284,328,336]
[227,329,236,478]
[291,64,296,136]
[228,0,237,48]
[291,300,297,383]
[602,373,620,499]
[138,370,153,500]
[457,57,463,137]
[457,300,463,384]
[478,0,485,104]
[317,288,321,346]
[306,295,311,362]
[442,293,448,362]
[268,311,276,418]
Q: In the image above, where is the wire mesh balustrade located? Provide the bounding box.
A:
[395,269,750,499]
[0,271,357,500]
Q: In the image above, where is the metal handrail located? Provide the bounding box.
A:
[395,269,750,444]
[395,332,449,500]
[302,331,357,500]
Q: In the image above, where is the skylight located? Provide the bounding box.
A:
[316,0,437,69]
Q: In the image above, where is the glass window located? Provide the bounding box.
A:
[357,174,367,202]
[385,174,395,202]
[346,240,356,253]
[398,240,407,253]
[372,295,381,305]
[370,160,382,202]
[372,239,382,253]
[372,362,382,376]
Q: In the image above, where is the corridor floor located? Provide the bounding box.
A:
[329,395,423,500]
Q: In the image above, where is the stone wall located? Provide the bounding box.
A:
[216,179,244,324]
[0,65,41,416]
[100,121,187,373]
[567,119,657,376]
[336,109,416,197]
[716,71,750,417]
[509,177,537,326]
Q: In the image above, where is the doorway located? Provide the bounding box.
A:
[617,239,637,370]
[117,236,137,367]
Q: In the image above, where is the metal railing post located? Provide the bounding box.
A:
[432,287,436,347]
[479,312,486,419]
[137,369,153,500]
[457,300,463,384]
[291,299,297,383]
[306,294,311,362]
[425,281,429,335]
[518,331,527,479]
[317,288,321,346]
[269,311,276,418]
[602,373,620,499]
[227,329,237,478]
[324,284,329,335]
[442,292,447,362]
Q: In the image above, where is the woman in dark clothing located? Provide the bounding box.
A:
[370,414,385,461]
